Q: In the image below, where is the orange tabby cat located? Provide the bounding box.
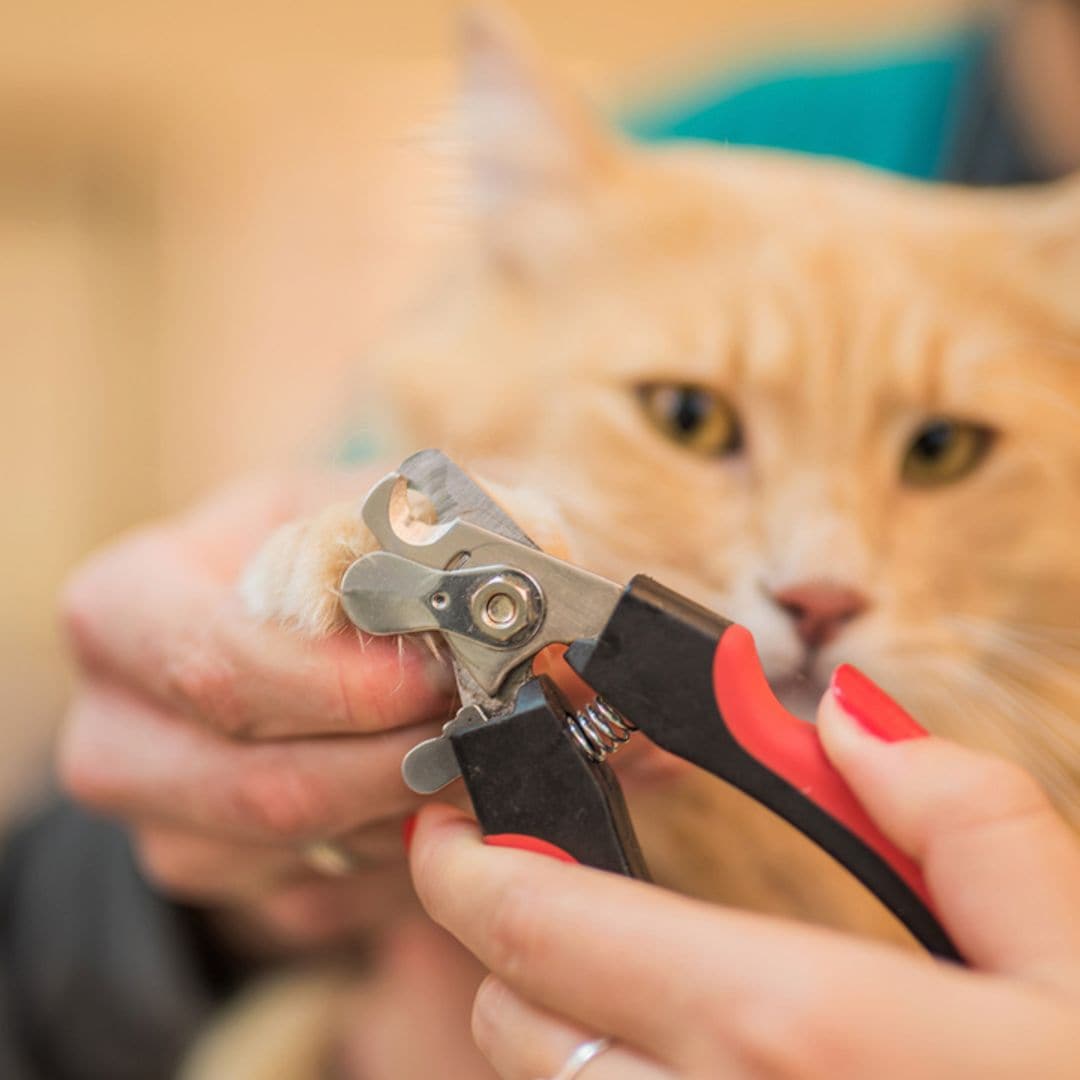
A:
[208,12,1080,1079]
[240,7,1080,954]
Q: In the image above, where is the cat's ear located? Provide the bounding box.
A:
[456,7,621,267]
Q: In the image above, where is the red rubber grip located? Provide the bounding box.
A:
[712,625,932,908]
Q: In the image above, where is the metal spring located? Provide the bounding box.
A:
[566,697,637,763]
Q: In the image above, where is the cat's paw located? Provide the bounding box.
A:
[239,501,377,637]
[238,475,573,638]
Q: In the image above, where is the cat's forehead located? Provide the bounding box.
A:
[578,148,1072,404]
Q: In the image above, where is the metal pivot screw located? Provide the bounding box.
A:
[469,574,541,644]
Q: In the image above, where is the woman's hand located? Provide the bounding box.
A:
[59,467,457,953]
[409,673,1080,1079]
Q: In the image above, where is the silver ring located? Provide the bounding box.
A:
[301,839,360,877]
[546,1037,612,1080]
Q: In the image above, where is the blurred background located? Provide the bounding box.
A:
[0,0,987,813]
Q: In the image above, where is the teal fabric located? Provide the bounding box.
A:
[624,29,986,179]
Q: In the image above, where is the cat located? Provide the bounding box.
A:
[226,10,1080,1074]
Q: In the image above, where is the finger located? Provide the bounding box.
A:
[817,673,1080,986]
[472,976,672,1080]
[411,807,1077,1079]
[62,528,456,739]
[60,682,435,843]
[131,821,296,903]
[247,866,420,950]
[410,803,866,1069]
[131,816,411,904]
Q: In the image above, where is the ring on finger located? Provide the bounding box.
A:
[301,839,365,877]
[545,1037,613,1080]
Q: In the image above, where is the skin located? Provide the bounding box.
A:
[58,463,663,961]
[59,466,459,952]
[410,688,1080,1080]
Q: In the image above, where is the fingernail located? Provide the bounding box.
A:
[484,834,579,864]
[830,664,928,742]
[402,813,418,853]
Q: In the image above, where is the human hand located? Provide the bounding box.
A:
[59,467,457,952]
[409,669,1080,1079]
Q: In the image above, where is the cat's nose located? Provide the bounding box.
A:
[771,582,869,649]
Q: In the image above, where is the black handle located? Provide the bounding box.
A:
[565,576,961,961]
[449,675,649,879]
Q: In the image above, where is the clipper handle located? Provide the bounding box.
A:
[449,675,649,880]
[565,576,961,962]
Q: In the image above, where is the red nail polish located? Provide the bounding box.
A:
[830,664,928,742]
[484,834,579,864]
[402,813,418,853]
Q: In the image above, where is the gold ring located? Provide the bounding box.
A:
[301,839,362,877]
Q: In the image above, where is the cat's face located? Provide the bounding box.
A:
[373,18,1080,816]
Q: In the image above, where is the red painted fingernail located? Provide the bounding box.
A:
[830,664,928,742]
[484,834,579,864]
[402,813,418,853]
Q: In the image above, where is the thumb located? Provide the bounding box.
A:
[818,666,1080,989]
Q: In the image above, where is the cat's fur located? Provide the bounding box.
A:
[225,10,1080,1076]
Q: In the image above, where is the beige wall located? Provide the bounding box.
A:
[0,0,974,810]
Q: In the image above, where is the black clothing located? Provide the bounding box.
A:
[0,799,236,1078]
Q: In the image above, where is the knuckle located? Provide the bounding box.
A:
[231,758,331,841]
[486,878,545,983]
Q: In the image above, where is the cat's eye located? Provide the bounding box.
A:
[637,383,743,457]
[901,418,994,486]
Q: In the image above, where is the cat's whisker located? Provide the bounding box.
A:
[390,635,407,696]
[945,613,1080,674]
[972,616,1080,645]
[928,657,1080,809]
[990,672,1080,757]
[893,653,993,737]
[956,700,1080,817]
[885,648,1080,813]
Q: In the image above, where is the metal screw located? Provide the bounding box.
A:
[484,592,517,626]
[431,591,449,611]
[468,574,540,644]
